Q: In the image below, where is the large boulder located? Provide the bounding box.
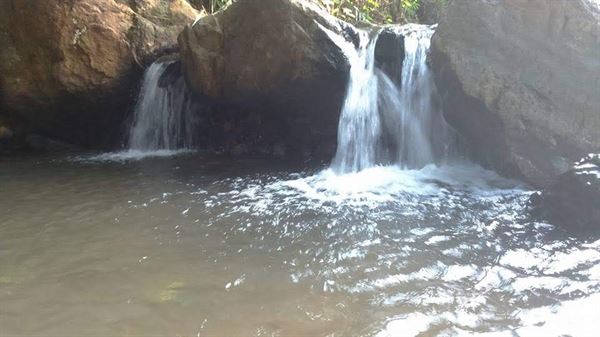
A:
[431,0,600,187]
[531,154,600,230]
[417,0,448,24]
[178,0,356,159]
[0,0,198,148]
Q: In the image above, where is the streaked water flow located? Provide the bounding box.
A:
[332,24,457,173]
[392,25,456,167]
[128,60,196,151]
[331,30,382,172]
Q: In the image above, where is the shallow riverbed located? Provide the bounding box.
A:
[1,152,599,336]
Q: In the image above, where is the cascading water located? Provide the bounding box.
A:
[331,24,458,173]
[128,60,196,151]
[330,30,382,173]
[392,25,457,168]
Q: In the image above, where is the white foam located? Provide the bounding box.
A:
[425,235,450,245]
[451,328,514,337]
[275,164,523,206]
[475,266,517,291]
[377,313,435,337]
[443,264,479,282]
[516,293,600,337]
[499,249,547,270]
[544,249,600,274]
[77,149,194,162]
[584,264,600,280]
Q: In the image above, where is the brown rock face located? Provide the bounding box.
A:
[431,0,600,187]
[178,0,356,159]
[0,0,198,147]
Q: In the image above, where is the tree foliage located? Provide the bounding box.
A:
[316,0,421,24]
[188,0,423,24]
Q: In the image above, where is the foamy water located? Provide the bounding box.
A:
[76,149,195,162]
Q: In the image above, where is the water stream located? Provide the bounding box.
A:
[1,24,599,337]
[330,29,382,172]
[126,60,197,156]
[332,25,457,173]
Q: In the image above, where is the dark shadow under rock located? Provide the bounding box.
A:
[531,154,600,231]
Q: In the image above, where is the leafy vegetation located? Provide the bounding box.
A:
[316,0,421,24]
[187,0,423,24]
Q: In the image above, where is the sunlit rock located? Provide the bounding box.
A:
[0,0,198,148]
[178,0,357,159]
[431,0,600,187]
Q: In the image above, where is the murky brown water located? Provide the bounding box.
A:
[1,152,599,336]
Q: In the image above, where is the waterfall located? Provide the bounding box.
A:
[331,24,457,173]
[330,30,382,173]
[128,60,196,151]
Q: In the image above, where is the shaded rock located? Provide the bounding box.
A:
[375,27,405,83]
[0,0,198,149]
[273,142,288,158]
[431,0,600,187]
[417,0,448,25]
[158,58,184,88]
[25,134,82,153]
[230,143,248,156]
[532,154,600,230]
[0,125,13,140]
[0,123,15,154]
[178,0,356,160]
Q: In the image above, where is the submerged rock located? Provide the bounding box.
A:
[0,0,198,148]
[431,0,600,187]
[178,0,356,159]
[25,134,82,153]
[0,125,13,141]
[0,123,15,154]
[532,154,600,230]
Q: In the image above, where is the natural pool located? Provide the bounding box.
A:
[1,152,599,336]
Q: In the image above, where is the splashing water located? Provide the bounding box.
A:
[128,60,197,151]
[332,24,458,173]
